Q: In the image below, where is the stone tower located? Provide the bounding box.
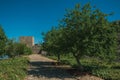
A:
[20,36,34,48]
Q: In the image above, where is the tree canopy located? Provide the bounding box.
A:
[42,3,118,68]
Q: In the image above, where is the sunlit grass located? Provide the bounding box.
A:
[0,57,28,80]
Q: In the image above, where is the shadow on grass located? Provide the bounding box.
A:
[27,61,75,79]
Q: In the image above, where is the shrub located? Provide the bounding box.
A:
[6,40,32,58]
[0,57,28,80]
[92,68,120,80]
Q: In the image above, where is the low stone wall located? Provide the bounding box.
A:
[32,45,41,54]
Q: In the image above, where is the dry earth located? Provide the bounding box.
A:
[25,54,103,80]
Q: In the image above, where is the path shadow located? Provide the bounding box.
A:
[27,61,75,79]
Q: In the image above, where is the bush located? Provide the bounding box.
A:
[92,68,120,80]
[24,47,32,55]
[80,59,120,80]
[0,57,28,80]
[6,40,32,58]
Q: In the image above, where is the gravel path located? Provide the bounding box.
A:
[24,54,76,80]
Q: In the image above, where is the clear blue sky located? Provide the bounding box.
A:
[0,0,120,43]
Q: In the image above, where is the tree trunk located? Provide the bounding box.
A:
[72,53,83,70]
[75,56,81,65]
[57,53,60,62]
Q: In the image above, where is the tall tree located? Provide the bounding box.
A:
[0,26,7,55]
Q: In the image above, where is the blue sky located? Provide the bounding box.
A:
[0,0,120,43]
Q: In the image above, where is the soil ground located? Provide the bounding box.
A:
[25,54,103,80]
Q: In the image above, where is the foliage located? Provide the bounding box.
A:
[83,59,120,80]
[0,26,7,55]
[112,20,120,32]
[42,27,67,62]
[62,3,117,65]
[42,3,119,79]
[0,57,28,80]
[6,40,32,58]
[42,3,117,68]
[92,68,120,80]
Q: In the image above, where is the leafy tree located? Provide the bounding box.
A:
[61,3,117,67]
[0,26,7,55]
[42,3,117,69]
[42,27,66,62]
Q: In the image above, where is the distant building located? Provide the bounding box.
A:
[20,36,34,48]
[19,36,41,54]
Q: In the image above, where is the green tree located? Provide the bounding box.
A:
[42,3,117,69]
[42,27,66,62]
[61,3,117,67]
[0,26,7,55]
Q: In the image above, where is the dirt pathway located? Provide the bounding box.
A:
[25,54,103,80]
[25,54,76,80]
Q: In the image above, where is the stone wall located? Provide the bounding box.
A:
[32,44,41,54]
[19,36,43,54]
[20,36,34,48]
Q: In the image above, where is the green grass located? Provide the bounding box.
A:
[0,57,28,80]
[46,54,120,80]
